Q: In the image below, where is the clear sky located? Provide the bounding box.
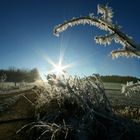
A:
[0,0,140,78]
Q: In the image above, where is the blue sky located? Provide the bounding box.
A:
[0,0,140,78]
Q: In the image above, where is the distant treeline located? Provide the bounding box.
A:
[0,68,41,85]
[100,75,140,83]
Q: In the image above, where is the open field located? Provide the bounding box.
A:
[104,82,140,123]
[106,89,140,107]
[104,82,140,107]
[0,82,34,92]
[104,82,122,90]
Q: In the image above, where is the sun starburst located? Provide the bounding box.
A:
[44,54,73,77]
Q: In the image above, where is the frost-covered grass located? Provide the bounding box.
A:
[122,81,140,97]
[103,82,140,122]
[15,74,140,140]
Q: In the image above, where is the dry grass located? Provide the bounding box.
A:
[16,74,140,140]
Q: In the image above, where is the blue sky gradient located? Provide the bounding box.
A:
[0,0,140,78]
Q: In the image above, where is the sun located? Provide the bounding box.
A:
[53,63,66,76]
[44,54,73,77]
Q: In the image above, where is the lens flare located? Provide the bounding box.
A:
[44,54,73,77]
[52,63,65,76]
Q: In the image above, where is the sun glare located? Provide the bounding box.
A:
[53,63,65,76]
[44,53,73,77]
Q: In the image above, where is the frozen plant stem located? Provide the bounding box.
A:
[53,4,140,59]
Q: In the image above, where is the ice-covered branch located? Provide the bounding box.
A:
[97,4,113,23]
[111,49,140,59]
[53,4,140,59]
[95,33,115,46]
[54,16,113,36]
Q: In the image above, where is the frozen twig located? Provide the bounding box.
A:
[53,4,140,58]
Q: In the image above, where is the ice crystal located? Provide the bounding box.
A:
[89,13,94,18]
[112,49,135,59]
[54,17,112,37]
[97,4,113,23]
[95,33,115,46]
